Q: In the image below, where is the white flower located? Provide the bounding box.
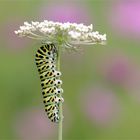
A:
[15,20,106,48]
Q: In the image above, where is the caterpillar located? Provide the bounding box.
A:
[35,43,63,123]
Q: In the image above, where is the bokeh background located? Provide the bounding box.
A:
[0,0,140,140]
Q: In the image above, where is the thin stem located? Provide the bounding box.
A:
[26,35,44,40]
[57,44,63,140]
[29,32,44,38]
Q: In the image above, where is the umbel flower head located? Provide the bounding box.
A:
[15,20,106,48]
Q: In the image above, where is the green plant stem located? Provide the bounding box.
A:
[57,44,63,140]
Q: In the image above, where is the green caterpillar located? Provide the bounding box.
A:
[35,43,63,123]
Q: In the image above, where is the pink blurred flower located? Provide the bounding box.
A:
[109,0,140,38]
[1,19,30,51]
[97,51,140,103]
[13,108,56,140]
[13,105,73,140]
[124,67,140,103]
[38,1,92,24]
[80,86,121,127]
[98,52,134,86]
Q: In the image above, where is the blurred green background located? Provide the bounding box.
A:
[0,0,140,140]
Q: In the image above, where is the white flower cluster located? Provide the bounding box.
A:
[15,20,106,47]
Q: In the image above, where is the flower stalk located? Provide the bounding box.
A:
[57,43,63,140]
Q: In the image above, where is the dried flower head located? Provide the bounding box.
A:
[15,20,106,48]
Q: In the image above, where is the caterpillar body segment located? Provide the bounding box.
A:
[41,78,62,87]
[39,69,61,80]
[42,86,63,96]
[37,63,56,74]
